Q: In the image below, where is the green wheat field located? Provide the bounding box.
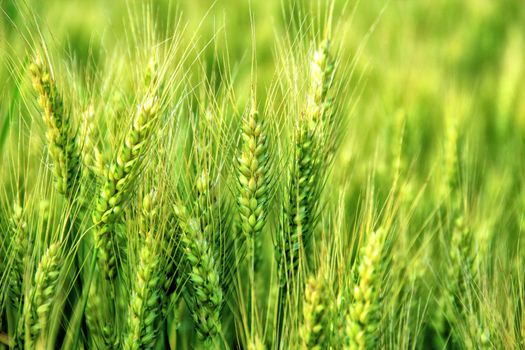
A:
[1,0,525,349]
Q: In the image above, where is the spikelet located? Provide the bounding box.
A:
[30,55,81,199]
[79,104,105,180]
[92,97,159,279]
[347,228,387,350]
[173,202,222,343]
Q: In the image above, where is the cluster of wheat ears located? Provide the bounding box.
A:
[1,1,525,350]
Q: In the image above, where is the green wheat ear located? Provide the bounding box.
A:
[92,97,159,279]
[236,96,271,265]
[433,215,478,347]
[124,192,163,350]
[278,36,336,287]
[8,203,29,309]
[274,36,337,347]
[306,38,335,131]
[173,202,223,344]
[347,228,387,350]
[30,54,81,200]
[23,243,62,349]
[79,104,105,180]
[299,273,332,350]
[125,232,163,350]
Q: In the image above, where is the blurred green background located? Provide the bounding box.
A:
[2,0,525,231]
[2,0,524,156]
[2,0,525,210]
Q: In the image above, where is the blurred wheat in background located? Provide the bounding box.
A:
[1,0,525,349]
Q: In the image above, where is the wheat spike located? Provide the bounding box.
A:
[174,202,223,344]
[30,54,81,199]
[23,243,61,349]
[92,97,159,279]
[347,228,387,350]
[124,192,163,350]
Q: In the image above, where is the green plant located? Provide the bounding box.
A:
[30,55,81,200]
[347,228,387,350]
[22,243,62,349]
[1,1,525,349]
[92,97,159,279]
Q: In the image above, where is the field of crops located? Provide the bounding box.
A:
[1,0,525,349]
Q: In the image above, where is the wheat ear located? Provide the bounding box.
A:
[347,228,387,350]
[124,192,163,350]
[299,273,332,350]
[237,96,271,264]
[276,40,335,343]
[433,215,476,345]
[278,38,335,279]
[79,104,105,180]
[8,203,29,309]
[174,202,223,344]
[23,243,61,349]
[92,97,159,279]
[30,55,81,199]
